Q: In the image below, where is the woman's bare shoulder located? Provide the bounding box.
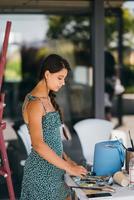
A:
[27,99,44,116]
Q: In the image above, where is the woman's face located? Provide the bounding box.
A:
[45,68,68,92]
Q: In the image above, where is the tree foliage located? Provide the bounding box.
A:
[47,16,90,48]
[47,8,134,49]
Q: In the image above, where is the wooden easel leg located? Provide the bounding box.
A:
[0,126,15,200]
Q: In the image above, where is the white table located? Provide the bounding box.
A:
[65,174,134,200]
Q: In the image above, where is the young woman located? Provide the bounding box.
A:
[20,54,87,200]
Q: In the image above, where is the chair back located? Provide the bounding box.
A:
[110,129,128,148]
[74,118,113,164]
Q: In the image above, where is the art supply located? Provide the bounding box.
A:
[129,157,134,188]
[113,171,129,187]
[93,140,125,176]
[129,130,134,149]
[70,185,115,193]
[126,148,134,173]
[86,193,112,198]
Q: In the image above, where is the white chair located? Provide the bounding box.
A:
[110,129,128,148]
[17,124,32,156]
[73,118,113,165]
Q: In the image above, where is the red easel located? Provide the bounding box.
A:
[0,21,15,200]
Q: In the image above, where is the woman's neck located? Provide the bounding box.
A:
[31,80,49,98]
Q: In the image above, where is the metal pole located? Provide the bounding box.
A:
[117,9,123,125]
[91,0,105,119]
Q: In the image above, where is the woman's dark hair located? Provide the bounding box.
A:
[39,54,71,138]
[39,54,71,80]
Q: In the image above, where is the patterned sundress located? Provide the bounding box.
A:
[20,94,71,200]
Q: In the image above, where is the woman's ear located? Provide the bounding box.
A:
[44,70,50,79]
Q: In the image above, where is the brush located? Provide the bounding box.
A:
[129,130,134,149]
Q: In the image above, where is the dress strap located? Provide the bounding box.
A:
[37,97,47,114]
[24,94,47,114]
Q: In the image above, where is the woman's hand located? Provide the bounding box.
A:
[63,152,87,177]
[67,164,88,178]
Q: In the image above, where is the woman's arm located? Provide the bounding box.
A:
[62,152,77,166]
[26,100,87,177]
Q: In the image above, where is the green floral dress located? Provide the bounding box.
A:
[20,95,71,200]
